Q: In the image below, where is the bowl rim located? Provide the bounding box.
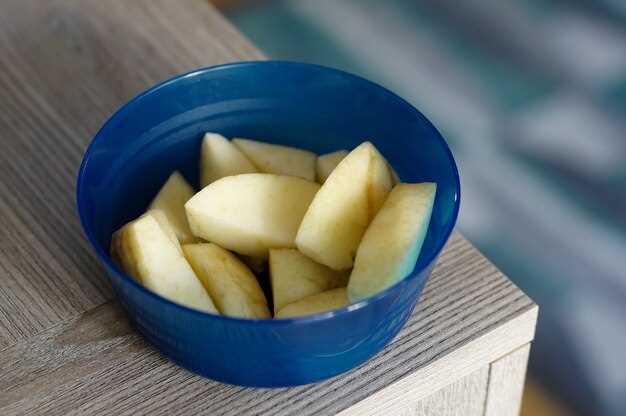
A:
[77,60,461,325]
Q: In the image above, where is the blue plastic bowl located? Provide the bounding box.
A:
[77,61,460,387]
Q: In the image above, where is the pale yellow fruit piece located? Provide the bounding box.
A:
[269,248,349,314]
[183,243,270,319]
[110,226,140,281]
[147,209,183,253]
[232,138,316,181]
[348,183,436,301]
[296,142,383,270]
[111,210,180,277]
[200,132,258,187]
[149,171,196,243]
[111,213,218,313]
[316,150,348,183]
[185,173,320,258]
[367,144,394,220]
[275,288,349,318]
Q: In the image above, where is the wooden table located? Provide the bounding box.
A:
[0,1,537,415]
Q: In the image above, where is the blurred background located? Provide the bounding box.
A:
[210,1,626,415]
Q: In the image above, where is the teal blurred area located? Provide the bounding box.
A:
[226,1,626,415]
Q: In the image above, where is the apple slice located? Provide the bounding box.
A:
[111,212,218,313]
[149,171,196,243]
[111,211,181,277]
[296,142,391,270]
[185,173,320,258]
[367,144,394,220]
[295,143,370,270]
[110,224,140,281]
[232,138,316,181]
[269,248,349,314]
[275,288,349,318]
[348,183,436,301]
[316,150,348,183]
[200,133,258,187]
[183,243,270,319]
[147,209,183,253]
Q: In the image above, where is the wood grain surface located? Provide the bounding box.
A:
[413,367,489,416]
[0,1,537,415]
[1,234,537,416]
[0,0,262,349]
[484,344,532,416]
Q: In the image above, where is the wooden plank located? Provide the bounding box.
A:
[336,305,536,416]
[413,366,489,416]
[0,0,262,348]
[484,344,532,416]
[0,235,537,416]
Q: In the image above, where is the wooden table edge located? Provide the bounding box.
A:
[338,304,538,415]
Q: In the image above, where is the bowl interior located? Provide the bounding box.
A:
[78,61,460,307]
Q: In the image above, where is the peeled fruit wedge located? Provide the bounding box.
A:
[269,248,349,314]
[317,147,399,187]
[275,288,349,318]
[149,171,196,243]
[200,133,257,187]
[316,150,348,183]
[110,212,218,313]
[183,243,270,319]
[185,173,320,258]
[296,142,392,270]
[110,224,140,281]
[367,144,394,220]
[348,183,437,302]
[233,138,316,181]
[147,209,183,253]
[296,143,370,270]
